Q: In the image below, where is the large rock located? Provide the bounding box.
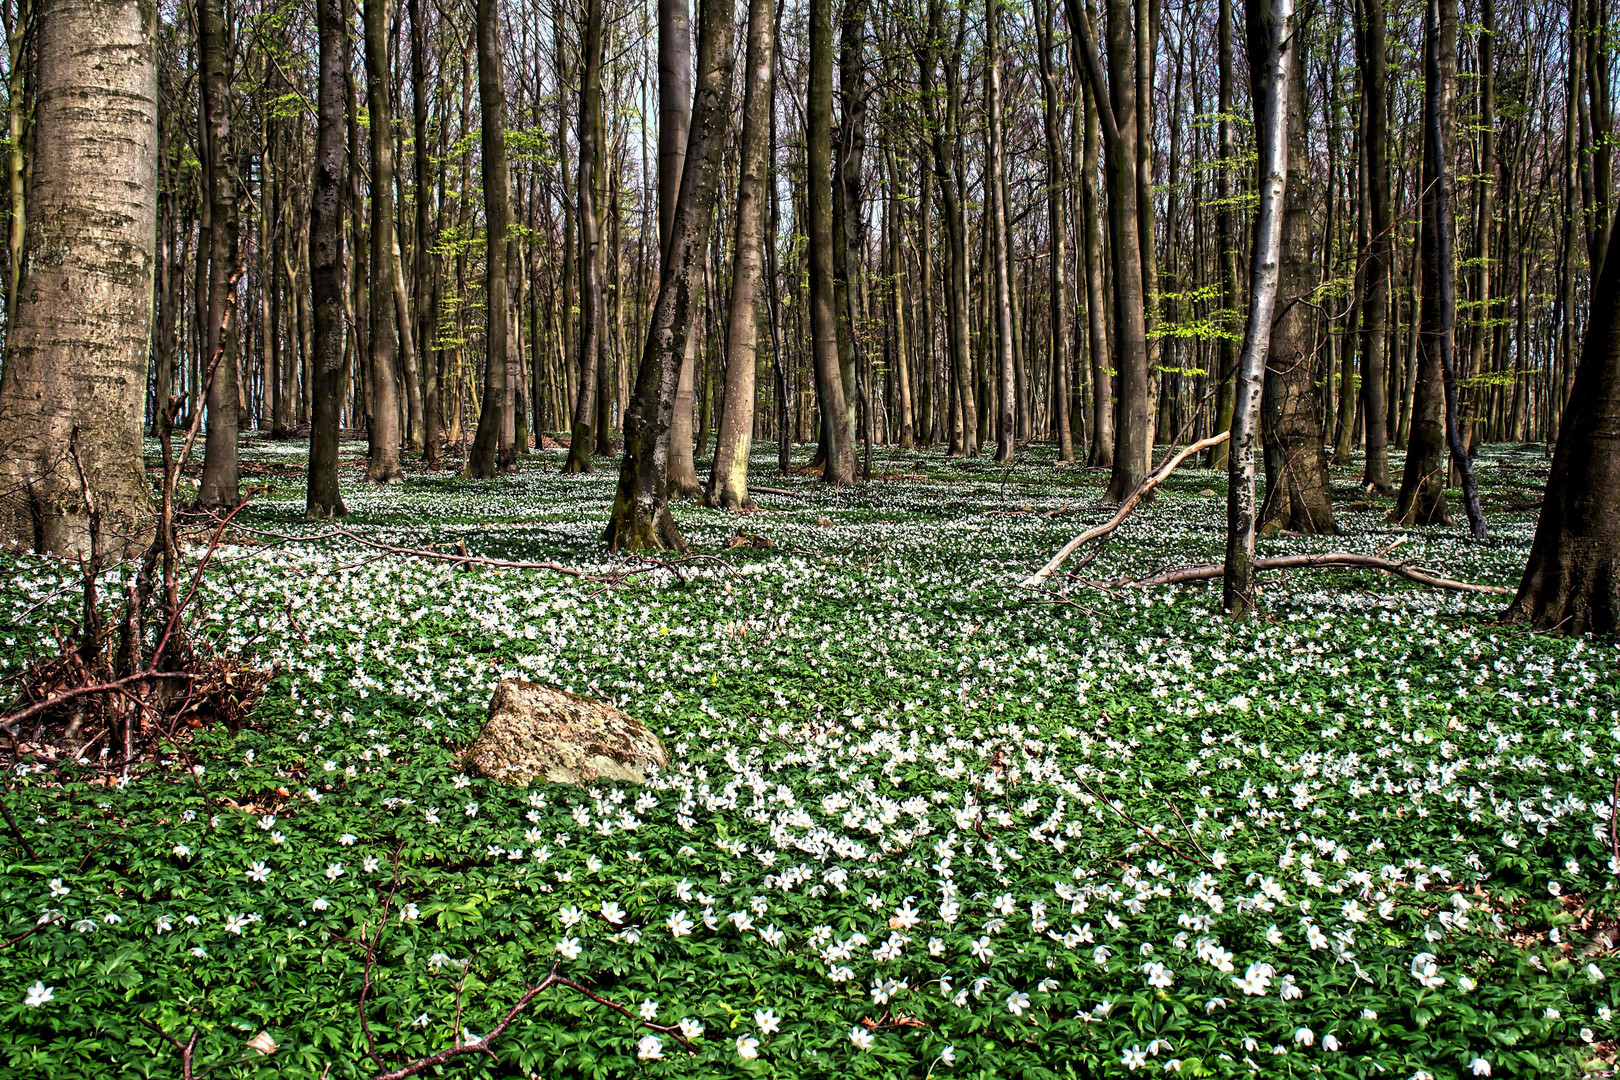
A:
[464,680,669,786]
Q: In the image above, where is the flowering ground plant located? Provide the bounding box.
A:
[0,438,1616,1079]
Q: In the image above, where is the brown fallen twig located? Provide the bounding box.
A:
[1021,431,1231,587]
[1095,552,1511,596]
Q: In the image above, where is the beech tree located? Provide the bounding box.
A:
[0,0,157,556]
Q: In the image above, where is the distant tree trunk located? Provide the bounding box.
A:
[705,0,772,509]
[1067,0,1151,501]
[1506,199,1620,634]
[565,0,605,473]
[1395,0,1481,533]
[1357,0,1391,491]
[197,0,241,507]
[1223,0,1293,616]
[809,0,856,482]
[887,147,916,449]
[986,0,1015,463]
[410,0,441,466]
[1259,15,1336,535]
[1457,0,1494,472]
[0,0,156,556]
[307,0,348,518]
[1208,0,1237,470]
[832,0,867,467]
[360,0,404,482]
[1074,8,1111,469]
[468,0,511,478]
[604,0,736,548]
[918,0,976,458]
[1036,0,1072,464]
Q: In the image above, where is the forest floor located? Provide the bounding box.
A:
[1,436,1616,1079]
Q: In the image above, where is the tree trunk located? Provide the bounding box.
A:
[410,0,440,465]
[565,0,606,473]
[809,0,856,482]
[197,0,241,507]
[604,0,736,549]
[1223,0,1293,616]
[0,0,155,556]
[360,0,404,483]
[1074,11,1112,469]
[1357,0,1391,492]
[1259,16,1336,536]
[1035,0,1072,463]
[1208,0,1237,470]
[307,0,348,518]
[1067,0,1151,502]
[986,0,1016,463]
[468,0,511,477]
[705,0,772,509]
[1506,198,1620,634]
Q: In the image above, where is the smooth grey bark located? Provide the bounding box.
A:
[468,0,512,477]
[565,0,606,474]
[809,0,856,481]
[986,0,1016,463]
[360,0,404,483]
[0,0,157,556]
[705,0,773,510]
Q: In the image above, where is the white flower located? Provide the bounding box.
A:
[678,1018,704,1040]
[154,914,173,933]
[339,833,357,845]
[636,1035,664,1060]
[1469,1059,1491,1076]
[735,1035,761,1059]
[1582,1028,1595,1043]
[24,982,53,1007]
[558,905,584,928]
[666,910,694,937]
[639,999,659,1021]
[190,947,207,958]
[245,862,271,883]
[555,937,582,960]
[850,1026,874,1050]
[754,1008,780,1035]
[1323,1034,1340,1051]
[1587,963,1605,982]
[940,1044,957,1065]
[399,903,420,921]
[224,913,248,935]
[600,900,626,925]
[47,879,69,899]
[362,856,380,873]
[325,863,344,880]
[172,844,191,858]
[312,898,330,912]
[1293,1027,1314,1047]
[1122,1045,1148,1071]
[970,935,994,962]
[1007,991,1031,1016]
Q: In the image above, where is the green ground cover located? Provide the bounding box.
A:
[1,438,1615,1079]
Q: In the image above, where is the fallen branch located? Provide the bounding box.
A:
[1021,431,1230,587]
[1098,552,1512,596]
[369,962,696,1080]
[747,485,799,498]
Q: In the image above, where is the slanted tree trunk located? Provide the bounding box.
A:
[0,0,156,556]
[1223,0,1293,616]
[1357,0,1392,492]
[468,0,511,478]
[1259,16,1336,536]
[603,0,735,549]
[565,0,606,474]
[1506,201,1620,634]
[809,0,856,481]
[197,0,241,507]
[360,0,404,483]
[986,0,1016,464]
[307,0,348,518]
[705,0,772,510]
